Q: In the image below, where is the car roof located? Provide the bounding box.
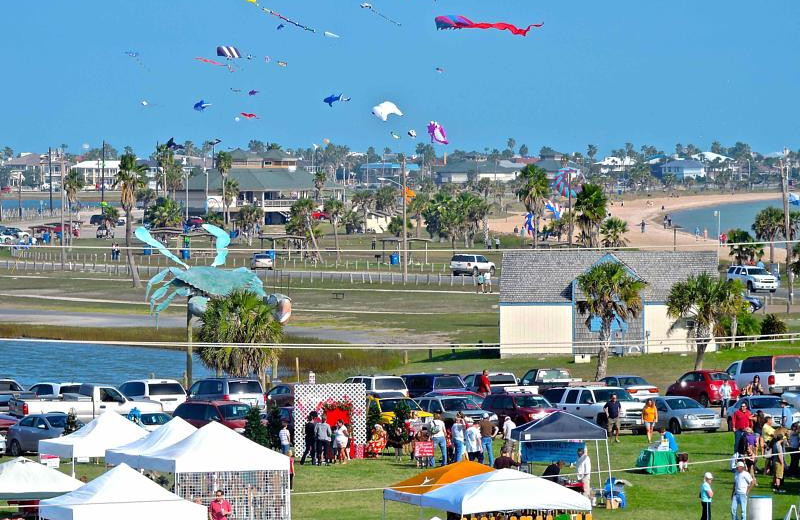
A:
[403,373,461,377]
[124,379,182,384]
[183,399,244,405]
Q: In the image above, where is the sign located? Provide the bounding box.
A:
[414,441,434,458]
[39,454,60,469]
[308,371,316,385]
[521,441,585,464]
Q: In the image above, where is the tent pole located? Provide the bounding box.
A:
[71,458,75,478]
[605,439,613,501]
[382,500,386,520]
[594,440,601,489]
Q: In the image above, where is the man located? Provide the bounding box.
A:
[465,418,483,463]
[542,460,564,483]
[779,400,793,428]
[699,472,713,520]
[719,380,732,418]
[479,412,499,466]
[493,446,520,469]
[731,402,752,453]
[209,490,232,520]
[431,413,448,467]
[762,415,775,475]
[484,270,493,294]
[604,394,622,443]
[576,448,592,499]
[494,237,500,249]
[300,412,317,465]
[314,416,332,466]
[477,369,491,396]
[731,461,754,520]
[773,433,786,493]
[789,423,800,477]
[502,416,517,460]
[640,220,646,233]
[659,427,678,452]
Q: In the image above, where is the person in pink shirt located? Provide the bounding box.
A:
[209,489,232,520]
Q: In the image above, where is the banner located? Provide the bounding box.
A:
[414,441,435,458]
[521,441,585,464]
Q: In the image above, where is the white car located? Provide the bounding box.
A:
[726,266,778,293]
[251,253,274,270]
[555,386,645,431]
[344,376,409,398]
[118,379,186,413]
[450,254,496,276]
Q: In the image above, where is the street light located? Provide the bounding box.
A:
[207,139,221,216]
[713,210,721,263]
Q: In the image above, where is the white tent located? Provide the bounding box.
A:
[137,421,289,473]
[0,457,83,500]
[39,411,148,460]
[105,416,196,468]
[39,463,206,520]
[420,469,591,515]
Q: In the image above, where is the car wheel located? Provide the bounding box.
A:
[698,393,709,408]
[472,267,479,276]
[750,303,758,313]
[747,281,753,292]
[9,440,21,457]
[770,289,776,293]
[669,419,682,435]
[489,266,496,276]
[705,428,719,433]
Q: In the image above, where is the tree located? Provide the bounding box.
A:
[114,153,148,288]
[761,314,787,338]
[576,262,646,379]
[600,217,629,248]
[289,198,322,260]
[146,197,182,228]
[366,400,382,438]
[375,185,398,214]
[236,204,264,246]
[519,144,529,157]
[100,205,120,232]
[221,178,240,229]
[313,171,327,201]
[506,137,516,154]
[667,274,745,370]
[726,229,763,265]
[216,151,233,225]
[586,144,598,174]
[136,188,156,216]
[574,183,608,248]
[244,406,270,447]
[342,210,364,235]
[323,199,344,260]
[515,165,550,248]
[154,144,174,198]
[387,215,413,237]
[63,169,85,241]
[351,190,374,231]
[752,207,784,266]
[248,140,266,154]
[407,192,430,238]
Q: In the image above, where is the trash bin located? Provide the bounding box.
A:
[749,496,772,520]
[180,249,190,260]
[143,247,152,256]
[390,253,399,265]
[267,250,276,261]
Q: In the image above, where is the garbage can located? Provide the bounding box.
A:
[143,247,152,256]
[749,496,772,520]
[180,248,190,260]
[267,250,276,261]
[390,253,399,265]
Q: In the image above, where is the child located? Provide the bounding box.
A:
[288,449,295,490]
[279,421,291,456]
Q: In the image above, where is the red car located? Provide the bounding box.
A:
[481,392,559,425]
[311,210,328,221]
[1,186,11,194]
[172,400,252,432]
[666,370,740,407]
[0,414,18,433]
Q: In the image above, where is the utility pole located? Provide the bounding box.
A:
[782,147,793,313]
[401,154,408,284]
[48,147,53,215]
[59,149,65,270]
[100,140,106,204]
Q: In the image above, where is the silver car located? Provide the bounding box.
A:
[187,378,266,409]
[653,396,721,434]
[415,395,496,424]
[726,395,800,429]
[6,412,76,455]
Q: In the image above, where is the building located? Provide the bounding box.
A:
[70,160,121,190]
[359,162,421,185]
[434,159,519,184]
[534,158,583,180]
[594,156,635,175]
[499,250,718,357]
[659,159,706,180]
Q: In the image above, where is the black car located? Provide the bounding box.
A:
[401,374,466,398]
[89,214,104,225]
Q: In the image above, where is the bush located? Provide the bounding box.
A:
[761,314,788,338]
[264,404,283,449]
[366,401,381,435]
[720,311,761,346]
[244,406,270,447]
[389,399,411,444]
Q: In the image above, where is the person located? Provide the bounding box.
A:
[736,427,756,476]
[542,460,564,483]
[641,399,658,442]
[695,226,701,240]
[371,237,376,250]
[703,228,708,240]
[465,418,483,463]
[659,426,679,452]
[779,400,793,428]
[279,420,291,456]
[663,215,668,229]
[479,413,499,466]
[789,423,800,477]
[476,272,485,294]
[720,380,732,418]
[513,225,519,235]
[667,215,672,227]
[314,416,332,466]
[604,394,622,443]
[451,414,466,462]
[477,369,491,396]
[334,419,349,464]
[756,259,765,269]
[731,461,754,520]
[762,415,775,475]
[576,447,592,499]
[483,270,493,294]
[502,416,517,459]
[300,412,317,465]
[288,449,295,490]
[640,220,646,233]
[209,490,232,520]
[494,237,500,249]
[431,413,448,466]
[772,433,786,493]
[366,423,387,458]
[744,375,765,396]
[493,446,520,469]
[699,472,714,520]
[731,402,752,453]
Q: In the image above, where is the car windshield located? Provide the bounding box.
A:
[666,398,702,410]
[617,376,648,386]
[514,395,551,408]
[46,415,67,428]
[536,370,570,381]
[593,389,634,402]
[488,374,517,385]
[148,383,184,395]
[749,397,782,410]
[379,399,421,412]
[375,378,406,390]
[434,376,464,389]
[746,268,770,276]
[776,357,800,373]
[441,398,481,411]
[229,382,262,394]
[220,404,251,419]
[141,414,170,426]
[708,373,732,381]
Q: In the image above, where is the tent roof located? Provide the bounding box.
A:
[39,412,149,459]
[419,468,591,515]
[511,411,607,442]
[39,463,206,520]
[105,417,196,468]
[383,461,492,505]
[137,421,290,473]
[0,457,83,500]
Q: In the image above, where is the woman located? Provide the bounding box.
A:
[642,399,658,442]
[451,413,466,462]
[744,375,765,397]
[366,424,387,458]
[333,420,349,464]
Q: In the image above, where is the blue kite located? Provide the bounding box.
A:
[323,93,351,107]
[193,99,212,112]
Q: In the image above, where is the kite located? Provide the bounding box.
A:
[434,15,543,36]
[165,138,185,151]
[246,1,317,33]
[323,138,331,145]
[124,51,149,71]
[390,132,400,140]
[217,46,242,59]
[323,93,351,107]
[553,168,581,198]
[435,67,445,74]
[277,24,285,30]
[240,112,259,119]
[427,121,448,145]
[277,61,288,67]
[230,88,242,93]
[371,101,403,121]
[361,3,401,26]
[195,57,225,66]
[234,117,241,122]
[524,212,535,236]
[248,90,259,96]
[264,56,271,63]
[193,100,212,112]
[545,200,562,220]
[324,31,340,39]
[407,130,417,139]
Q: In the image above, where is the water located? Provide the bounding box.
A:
[1,199,117,210]
[0,340,216,387]
[671,198,783,238]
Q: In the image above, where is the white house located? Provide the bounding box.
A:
[594,156,636,175]
[499,251,718,358]
[70,160,121,190]
[660,159,706,180]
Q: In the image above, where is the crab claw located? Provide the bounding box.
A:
[188,295,209,317]
[265,293,292,324]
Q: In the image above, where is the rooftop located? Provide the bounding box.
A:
[186,168,334,192]
[663,159,704,169]
[435,159,520,174]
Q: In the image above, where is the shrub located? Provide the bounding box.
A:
[761,314,788,338]
[244,406,270,447]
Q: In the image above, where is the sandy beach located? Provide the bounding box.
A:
[489,190,783,255]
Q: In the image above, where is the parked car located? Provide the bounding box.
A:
[186,378,266,409]
[139,412,172,432]
[481,391,557,425]
[0,380,26,411]
[726,265,778,293]
[743,292,763,313]
[367,397,432,425]
[402,374,466,398]
[421,390,485,405]
[266,383,295,408]
[6,412,75,455]
[186,216,204,228]
[726,396,800,430]
[554,386,645,431]
[0,414,18,433]
[652,396,720,434]
[343,376,409,398]
[541,387,570,406]
[725,355,800,395]
[118,379,187,413]
[172,400,251,432]
[415,395,493,425]
[599,375,659,400]
[462,372,518,394]
[519,368,577,391]
[27,382,82,398]
[261,406,295,441]
[89,214,104,226]
[449,254,496,276]
[251,253,274,270]
[0,186,11,194]
[665,371,740,407]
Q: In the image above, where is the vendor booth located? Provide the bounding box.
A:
[0,457,82,500]
[105,416,196,468]
[383,461,493,509]
[136,421,291,520]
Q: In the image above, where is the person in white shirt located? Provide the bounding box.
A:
[731,461,754,520]
[278,421,291,456]
[720,380,732,418]
[483,271,493,293]
[502,416,517,460]
[465,420,483,463]
[431,413,448,466]
[451,414,466,462]
[575,447,592,499]
[333,420,349,464]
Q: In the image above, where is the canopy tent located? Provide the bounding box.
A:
[0,457,82,500]
[420,468,591,516]
[39,463,206,520]
[383,461,493,506]
[105,416,196,468]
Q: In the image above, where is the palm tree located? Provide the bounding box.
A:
[576,262,647,379]
[407,192,430,238]
[146,197,182,228]
[667,274,746,371]
[515,165,550,248]
[63,169,85,244]
[586,144,598,175]
[290,198,321,260]
[216,151,233,225]
[136,188,156,217]
[114,153,148,287]
[236,205,264,246]
[197,290,283,386]
[726,229,763,265]
[752,207,784,266]
[342,210,364,235]
[154,144,173,198]
[375,185,398,214]
[313,171,327,202]
[221,178,240,229]
[323,199,344,260]
[600,217,629,249]
[574,183,608,248]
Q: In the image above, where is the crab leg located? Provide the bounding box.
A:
[145,268,171,300]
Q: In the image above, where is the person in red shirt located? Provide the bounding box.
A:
[477,369,491,396]
[732,402,753,452]
[209,490,232,520]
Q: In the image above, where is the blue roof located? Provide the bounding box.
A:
[663,159,704,169]
[359,162,420,171]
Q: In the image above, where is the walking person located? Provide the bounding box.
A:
[576,447,592,500]
[475,272,485,294]
[730,461,754,520]
[663,215,668,229]
[642,398,658,442]
[720,379,732,418]
[502,416,517,460]
[300,412,317,465]
[279,421,291,456]
[604,394,622,443]
[761,416,775,475]
[479,413,499,466]
[431,413,448,466]
[314,416,332,466]
[209,490,232,520]
[772,434,786,493]
[640,220,646,233]
[451,414,466,462]
[483,270,493,294]
[465,419,483,463]
[699,472,714,520]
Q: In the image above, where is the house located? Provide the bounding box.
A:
[594,156,635,175]
[499,250,718,357]
[534,158,583,180]
[659,159,706,180]
[434,159,519,184]
[70,160,121,190]
[5,153,45,187]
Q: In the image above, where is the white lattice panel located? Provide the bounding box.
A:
[293,383,367,455]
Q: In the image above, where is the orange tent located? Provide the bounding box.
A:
[383,461,493,504]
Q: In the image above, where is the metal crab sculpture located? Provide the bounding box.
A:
[135,224,291,324]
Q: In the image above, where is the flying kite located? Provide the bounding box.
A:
[323,93,350,107]
[427,121,448,145]
[371,101,403,121]
[435,67,445,74]
[390,132,400,140]
[407,130,417,139]
[324,31,340,39]
[124,51,149,71]
[240,112,259,119]
[248,90,259,96]
[360,3,401,26]
[195,57,225,66]
[277,61,288,67]
[165,138,185,151]
[246,1,316,33]
[434,15,543,36]
[217,46,242,59]
[545,200,562,220]
[277,24,285,30]
[193,100,212,112]
[230,88,242,93]
[264,56,271,63]
[553,168,581,198]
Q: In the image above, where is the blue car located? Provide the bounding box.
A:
[744,292,763,313]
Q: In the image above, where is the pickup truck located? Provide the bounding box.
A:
[519,368,580,391]
[0,380,28,411]
[552,386,645,432]
[9,383,163,423]
[726,356,800,395]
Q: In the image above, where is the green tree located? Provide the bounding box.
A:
[100,205,120,232]
[375,185,398,214]
[323,199,344,260]
[519,144,529,157]
[586,144,598,175]
[515,165,550,249]
[265,404,283,449]
[760,314,787,338]
[387,215,413,237]
[366,401,382,438]
[506,137,516,154]
[342,210,364,235]
[220,178,240,229]
[752,207,784,266]
[600,217,629,249]
[289,198,322,260]
[146,197,182,228]
[244,405,270,447]
[389,399,412,445]
[313,171,327,202]
[574,183,608,248]
[407,192,430,238]
[63,169,85,243]
[236,204,264,246]
[726,229,763,265]
[216,151,233,225]
[576,262,647,379]
[136,188,156,216]
[114,153,148,288]
[351,190,374,231]
[248,140,266,154]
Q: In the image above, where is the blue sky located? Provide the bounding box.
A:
[2,0,800,158]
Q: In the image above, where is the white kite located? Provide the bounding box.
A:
[371,101,403,121]
[407,129,417,138]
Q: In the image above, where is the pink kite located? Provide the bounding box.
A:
[435,15,543,36]
[195,57,225,66]
[427,121,448,145]
[240,112,259,119]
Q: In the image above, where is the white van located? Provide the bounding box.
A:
[726,355,800,395]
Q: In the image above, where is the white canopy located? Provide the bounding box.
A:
[39,411,148,459]
[137,421,290,473]
[105,416,196,468]
[39,463,207,520]
[0,457,83,500]
[420,469,591,515]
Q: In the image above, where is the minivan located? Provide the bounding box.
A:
[402,374,466,398]
[187,378,266,409]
